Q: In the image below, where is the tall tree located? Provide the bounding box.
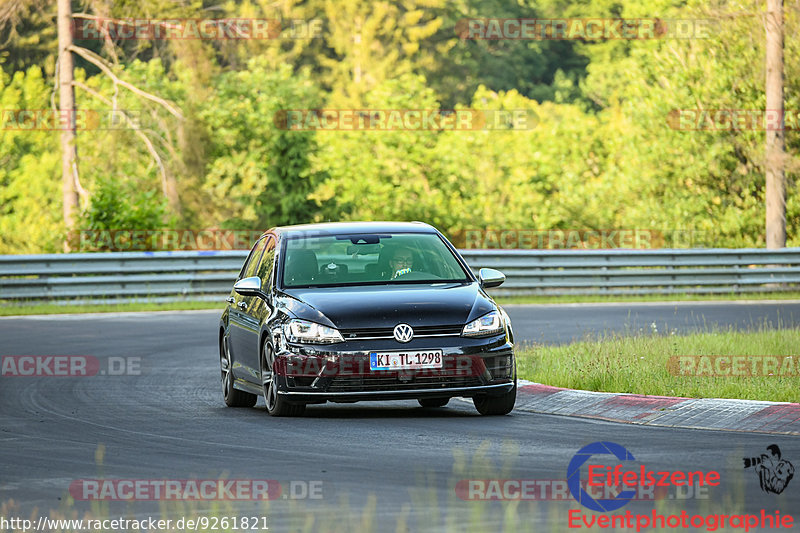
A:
[765,0,786,248]
[57,0,79,249]
[320,0,443,105]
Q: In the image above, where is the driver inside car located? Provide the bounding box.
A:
[388,247,415,279]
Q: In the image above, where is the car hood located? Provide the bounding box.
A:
[280,282,495,329]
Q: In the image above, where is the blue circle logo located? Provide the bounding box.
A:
[567,441,637,512]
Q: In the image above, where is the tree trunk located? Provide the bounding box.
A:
[58,0,79,251]
[765,0,786,249]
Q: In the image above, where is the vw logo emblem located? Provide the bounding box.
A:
[393,323,414,343]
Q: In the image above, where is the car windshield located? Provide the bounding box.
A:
[280,232,470,288]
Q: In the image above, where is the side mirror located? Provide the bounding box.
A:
[234,276,266,298]
[478,268,505,289]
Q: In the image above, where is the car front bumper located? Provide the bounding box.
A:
[272,334,515,403]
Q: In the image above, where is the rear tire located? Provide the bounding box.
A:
[418,398,450,408]
[473,381,516,415]
[220,334,257,408]
[261,339,305,417]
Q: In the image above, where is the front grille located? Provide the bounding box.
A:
[327,375,482,392]
[340,324,463,340]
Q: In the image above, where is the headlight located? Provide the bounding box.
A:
[462,311,504,337]
[284,319,343,344]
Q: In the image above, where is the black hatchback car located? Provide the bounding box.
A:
[219,221,516,416]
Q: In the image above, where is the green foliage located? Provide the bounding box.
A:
[80,176,169,233]
[575,0,800,246]
[312,74,447,224]
[0,0,56,76]
[0,67,61,253]
[73,59,186,206]
[200,59,325,229]
[0,0,797,252]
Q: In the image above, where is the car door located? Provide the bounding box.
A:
[238,236,277,379]
[229,237,267,381]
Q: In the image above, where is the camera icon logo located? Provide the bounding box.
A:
[743,444,795,495]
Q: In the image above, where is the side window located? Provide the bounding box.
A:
[257,237,276,286]
[240,238,268,280]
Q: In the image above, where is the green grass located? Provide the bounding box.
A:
[0,300,221,316]
[494,291,800,305]
[517,328,800,403]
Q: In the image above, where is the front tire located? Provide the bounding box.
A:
[220,334,257,408]
[261,339,305,417]
[473,380,516,415]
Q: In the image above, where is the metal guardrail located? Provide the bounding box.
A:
[465,248,800,296]
[1,248,799,304]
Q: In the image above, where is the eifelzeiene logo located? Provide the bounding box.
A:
[567,442,720,512]
[566,442,795,532]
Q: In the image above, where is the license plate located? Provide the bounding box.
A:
[369,350,443,370]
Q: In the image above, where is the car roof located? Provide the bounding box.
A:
[267,221,438,238]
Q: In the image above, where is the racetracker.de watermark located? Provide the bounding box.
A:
[67,479,322,500]
[1,516,269,533]
[668,109,800,131]
[74,229,264,251]
[1,356,141,377]
[456,18,712,40]
[459,229,706,249]
[455,478,710,501]
[279,354,491,378]
[273,109,537,131]
[1,109,155,131]
[668,355,799,377]
[72,17,322,40]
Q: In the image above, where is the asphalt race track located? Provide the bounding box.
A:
[504,301,800,345]
[0,303,798,532]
